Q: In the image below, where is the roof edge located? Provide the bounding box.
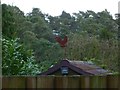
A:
[38,60,94,75]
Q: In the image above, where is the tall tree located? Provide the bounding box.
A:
[27,8,52,40]
[2,4,25,39]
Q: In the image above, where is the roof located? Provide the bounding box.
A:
[69,60,108,75]
[38,59,109,75]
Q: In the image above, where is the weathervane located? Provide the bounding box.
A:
[54,31,68,59]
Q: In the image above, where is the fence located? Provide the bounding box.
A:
[2,75,120,89]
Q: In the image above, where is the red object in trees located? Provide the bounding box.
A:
[55,36,68,47]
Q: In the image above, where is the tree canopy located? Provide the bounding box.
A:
[2,4,119,75]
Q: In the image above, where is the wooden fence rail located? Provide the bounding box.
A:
[2,75,120,89]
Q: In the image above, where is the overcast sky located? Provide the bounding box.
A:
[1,0,120,18]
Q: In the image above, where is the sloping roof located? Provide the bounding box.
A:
[69,60,108,75]
[38,59,109,75]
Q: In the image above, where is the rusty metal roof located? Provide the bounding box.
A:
[38,59,109,75]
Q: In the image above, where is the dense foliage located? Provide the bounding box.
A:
[2,38,40,75]
[2,4,119,75]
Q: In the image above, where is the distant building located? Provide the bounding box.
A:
[38,60,109,75]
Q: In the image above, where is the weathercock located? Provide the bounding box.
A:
[55,35,68,47]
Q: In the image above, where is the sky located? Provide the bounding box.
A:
[1,0,120,18]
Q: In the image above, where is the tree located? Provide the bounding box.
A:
[26,8,53,40]
[73,10,118,39]
[2,4,25,39]
[2,4,16,38]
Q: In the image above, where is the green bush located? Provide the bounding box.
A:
[2,38,40,75]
